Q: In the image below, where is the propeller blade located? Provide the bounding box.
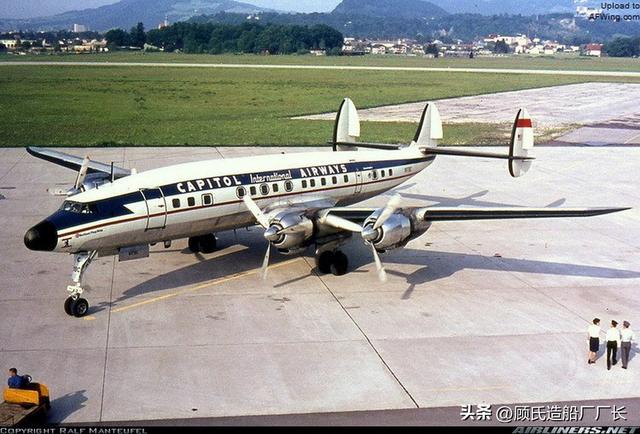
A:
[261,243,271,280]
[73,156,90,190]
[369,242,387,282]
[373,193,402,230]
[321,214,363,233]
[243,195,270,228]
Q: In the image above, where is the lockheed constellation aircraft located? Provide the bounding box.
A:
[24,99,628,317]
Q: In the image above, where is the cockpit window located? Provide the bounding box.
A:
[61,200,95,214]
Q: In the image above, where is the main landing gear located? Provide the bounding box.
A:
[315,246,349,276]
[64,251,96,317]
[188,234,217,254]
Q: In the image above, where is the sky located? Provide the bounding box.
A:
[0,0,342,19]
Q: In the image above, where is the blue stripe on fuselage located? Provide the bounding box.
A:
[51,156,433,233]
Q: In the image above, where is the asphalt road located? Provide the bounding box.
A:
[1,61,640,78]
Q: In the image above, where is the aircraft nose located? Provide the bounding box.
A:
[24,220,58,251]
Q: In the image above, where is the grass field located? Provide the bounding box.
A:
[1,54,639,147]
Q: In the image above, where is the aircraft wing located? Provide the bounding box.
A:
[323,206,629,225]
[26,147,131,179]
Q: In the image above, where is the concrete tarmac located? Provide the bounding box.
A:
[0,145,639,425]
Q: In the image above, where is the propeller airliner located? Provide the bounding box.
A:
[24,99,629,317]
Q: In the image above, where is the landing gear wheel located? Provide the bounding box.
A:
[72,298,89,317]
[198,234,217,254]
[188,236,201,253]
[330,251,349,276]
[64,297,74,316]
[316,251,334,274]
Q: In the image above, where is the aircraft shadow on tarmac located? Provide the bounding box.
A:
[49,389,87,423]
[91,188,637,311]
[104,237,640,310]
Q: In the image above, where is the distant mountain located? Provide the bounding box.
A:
[0,0,275,31]
[332,0,449,19]
[428,0,576,15]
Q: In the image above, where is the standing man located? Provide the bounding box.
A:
[588,318,601,364]
[606,320,621,370]
[621,321,635,369]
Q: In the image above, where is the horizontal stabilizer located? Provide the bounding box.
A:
[331,141,403,150]
[27,147,131,179]
[422,147,534,160]
[416,207,629,222]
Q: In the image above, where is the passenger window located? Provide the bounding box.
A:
[381,170,385,177]
[260,184,269,195]
[284,180,293,192]
[301,180,307,189]
[310,179,316,188]
[187,197,195,207]
[389,169,393,176]
[202,193,213,206]
[344,174,349,182]
[172,198,181,208]
[250,186,257,196]
[332,176,337,184]
[321,178,327,186]
[272,183,279,193]
[236,186,246,198]
[372,170,378,180]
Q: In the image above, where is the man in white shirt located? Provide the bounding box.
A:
[606,320,621,370]
[587,318,601,364]
[621,321,635,369]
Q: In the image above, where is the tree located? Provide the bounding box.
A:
[605,37,640,57]
[105,28,130,47]
[129,22,146,48]
[425,43,439,57]
[493,39,509,54]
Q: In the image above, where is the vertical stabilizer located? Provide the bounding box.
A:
[412,102,443,149]
[509,108,534,177]
[332,98,360,151]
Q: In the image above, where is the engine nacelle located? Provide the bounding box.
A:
[363,212,432,251]
[268,212,314,253]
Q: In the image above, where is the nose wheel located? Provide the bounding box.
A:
[63,251,96,318]
[64,296,89,317]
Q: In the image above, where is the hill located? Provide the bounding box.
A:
[428,0,575,15]
[0,0,274,32]
[332,0,448,19]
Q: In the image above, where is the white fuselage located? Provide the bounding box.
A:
[50,147,434,253]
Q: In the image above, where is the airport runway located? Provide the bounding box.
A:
[1,61,640,78]
[1,145,639,425]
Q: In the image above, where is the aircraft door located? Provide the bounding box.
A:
[354,169,363,194]
[140,188,167,230]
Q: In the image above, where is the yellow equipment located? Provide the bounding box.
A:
[3,383,50,409]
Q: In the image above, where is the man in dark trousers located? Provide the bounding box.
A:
[606,320,621,370]
[7,368,25,389]
[620,321,635,369]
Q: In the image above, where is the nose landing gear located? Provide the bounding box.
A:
[64,251,96,317]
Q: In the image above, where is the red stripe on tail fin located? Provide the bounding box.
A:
[516,118,532,128]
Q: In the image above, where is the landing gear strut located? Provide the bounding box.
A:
[315,249,349,276]
[64,251,96,317]
[188,234,217,254]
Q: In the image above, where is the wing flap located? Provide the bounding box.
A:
[27,147,131,179]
